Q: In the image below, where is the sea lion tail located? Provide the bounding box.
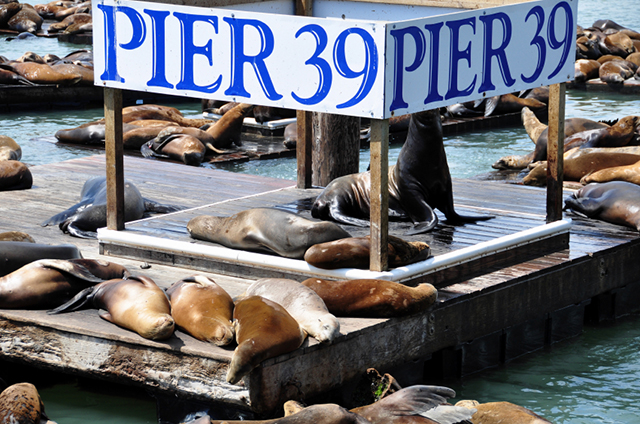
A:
[47,286,97,314]
[445,213,494,225]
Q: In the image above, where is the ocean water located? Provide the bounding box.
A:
[1,0,640,423]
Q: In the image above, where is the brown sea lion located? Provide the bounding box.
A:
[575,35,601,60]
[47,12,91,32]
[0,258,129,309]
[603,31,636,57]
[523,146,640,186]
[122,124,177,150]
[141,133,206,166]
[593,20,640,40]
[209,403,370,424]
[0,2,21,27]
[203,102,253,148]
[626,52,640,67]
[55,122,139,145]
[63,21,91,35]
[304,235,431,270]
[227,295,306,384]
[0,67,34,86]
[0,383,54,424]
[50,63,93,85]
[126,119,179,128]
[49,275,175,340]
[300,278,437,318]
[53,0,90,20]
[7,62,82,85]
[165,275,235,346]
[562,116,639,151]
[312,109,491,234]
[0,135,21,161]
[151,125,227,154]
[581,157,640,185]
[242,278,340,343]
[352,385,474,424]
[574,59,601,83]
[456,400,552,423]
[599,60,636,83]
[187,208,351,259]
[0,231,34,243]
[15,52,45,64]
[564,181,640,230]
[0,160,32,191]
[483,93,546,117]
[252,106,296,123]
[7,3,42,33]
[0,242,82,277]
[34,0,74,19]
[283,122,297,149]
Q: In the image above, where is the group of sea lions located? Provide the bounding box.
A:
[0,1,42,33]
[0,49,94,86]
[0,0,91,35]
[0,134,32,191]
[575,19,640,84]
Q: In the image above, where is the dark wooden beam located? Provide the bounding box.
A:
[369,119,389,272]
[546,83,565,222]
[104,87,125,231]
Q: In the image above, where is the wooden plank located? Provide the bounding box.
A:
[369,119,389,272]
[546,83,565,222]
[104,88,125,231]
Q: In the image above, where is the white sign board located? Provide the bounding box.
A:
[93,0,576,119]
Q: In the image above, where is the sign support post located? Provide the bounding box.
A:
[295,0,313,189]
[370,118,389,271]
[104,87,125,231]
[546,82,566,222]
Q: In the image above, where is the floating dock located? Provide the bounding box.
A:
[568,78,640,94]
[1,155,640,416]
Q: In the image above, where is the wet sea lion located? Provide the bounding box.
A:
[593,20,640,40]
[7,4,42,33]
[34,0,75,19]
[187,208,351,259]
[151,125,228,154]
[581,157,640,185]
[352,385,474,424]
[0,67,34,85]
[141,133,207,166]
[301,278,437,318]
[41,176,184,238]
[574,59,601,83]
[53,0,90,20]
[15,51,45,63]
[49,275,175,340]
[208,404,370,424]
[456,400,552,424]
[242,278,340,343]
[122,123,177,149]
[50,63,93,86]
[603,31,636,58]
[0,160,32,191]
[0,383,54,424]
[6,62,82,85]
[47,12,91,32]
[55,122,139,145]
[304,235,431,270]
[562,116,639,151]
[203,102,253,148]
[0,231,35,243]
[0,258,129,309]
[626,52,640,67]
[227,295,306,384]
[564,181,640,230]
[0,135,21,161]
[522,146,640,186]
[166,275,235,346]
[0,2,21,27]
[0,241,81,277]
[312,109,491,234]
[599,60,636,83]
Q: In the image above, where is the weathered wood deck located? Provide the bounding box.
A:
[1,155,640,417]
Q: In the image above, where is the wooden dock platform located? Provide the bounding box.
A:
[1,155,640,417]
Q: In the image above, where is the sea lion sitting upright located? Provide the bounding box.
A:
[203,102,254,148]
[166,275,235,346]
[0,135,21,161]
[41,176,184,238]
[0,383,54,424]
[242,278,341,344]
[312,108,491,234]
[227,295,306,384]
[187,207,351,259]
[49,275,175,340]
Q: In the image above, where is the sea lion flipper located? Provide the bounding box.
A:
[63,222,97,239]
[328,204,371,227]
[404,218,438,236]
[47,286,97,314]
[41,200,92,226]
[37,259,107,283]
[142,198,184,214]
[99,311,115,323]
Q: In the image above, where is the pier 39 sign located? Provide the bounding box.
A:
[93,0,576,119]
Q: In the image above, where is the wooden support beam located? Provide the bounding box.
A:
[104,87,125,231]
[369,119,389,272]
[546,83,566,222]
[296,110,313,189]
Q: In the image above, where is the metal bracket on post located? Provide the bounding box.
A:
[104,87,125,231]
[370,119,389,272]
[546,83,566,222]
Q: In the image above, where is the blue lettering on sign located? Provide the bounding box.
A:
[223,17,282,100]
[478,12,515,93]
[98,5,146,82]
[521,6,546,83]
[292,24,332,105]
[547,1,573,79]
[389,26,425,111]
[423,22,444,105]
[333,28,378,109]
[174,13,221,93]
[445,17,476,100]
[145,9,172,89]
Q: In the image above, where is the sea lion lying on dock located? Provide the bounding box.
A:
[141,133,207,166]
[166,275,235,346]
[207,404,370,424]
[0,258,129,309]
[41,176,184,238]
[49,275,175,340]
[0,160,32,191]
[0,383,55,424]
[456,399,553,423]
[0,135,21,161]
[187,208,351,259]
[0,241,81,277]
[312,108,491,234]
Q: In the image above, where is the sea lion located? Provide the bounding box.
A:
[599,60,636,83]
[50,63,93,86]
[242,278,340,343]
[0,258,129,309]
[34,0,74,19]
[483,92,546,117]
[0,383,54,424]
[581,157,640,185]
[522,146,640,186]
[55,122,139,145]
[312,108,491,234]
[165,275,235,346]
[603,31,636,58]
[15,51,45,64]
[574,59,601,83]
[304,235,431,270]
[74,105,214,129]
[187,208,351,259]
[0,67,34,85]
[593,20,640,40]
[0,160,32,191]
[6,62,82,85]
[49,275,175,340]
[0,2,21,27]
[564,181,640,230]
[41,176,184,238]
[122,123,178,150]
[208,404,370,424]
[252,106,296,123]
[53,0,90,20]
[575,35,601,60]
[562,116,639,151]
[626,52,640,67]
[141,133,207,166]
[0,135,21,161]
[352,385,474,424]
[203,102,253,148]
[7,4,42,33]
[283,122,297,149]
[301,278,437,318]
[0,231,34,243]
[227,295,306,384]
[150,125,229,155]
[0,241,82,277]
[47,12,91,32]
[456,400,552,424]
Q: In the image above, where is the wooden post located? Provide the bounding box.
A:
[104,87,125,231]
[369,119,389,272]
[546,83,565,222]
[311,114,360,186]
[296,110,313,188]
